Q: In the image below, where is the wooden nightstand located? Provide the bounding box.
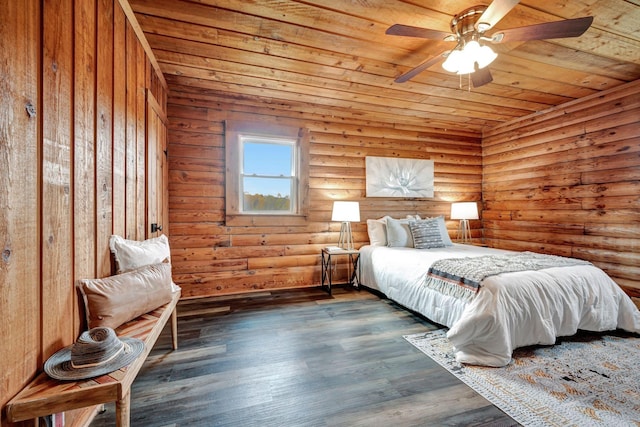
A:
[321,248,360,295]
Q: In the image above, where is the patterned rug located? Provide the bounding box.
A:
[404,329,640,427]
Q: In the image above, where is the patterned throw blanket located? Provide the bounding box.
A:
[425,252,592,302]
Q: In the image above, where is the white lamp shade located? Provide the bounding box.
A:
[451,202,479,220]
[455,59,476,75]
[463,40,480,57]
[331,201,360,222]
[476,45,497,69]
[442,49,463,72]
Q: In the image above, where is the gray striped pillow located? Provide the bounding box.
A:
[409,218,446,249]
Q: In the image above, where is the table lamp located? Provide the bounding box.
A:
[331,201,360,250]
[451,202,478,243]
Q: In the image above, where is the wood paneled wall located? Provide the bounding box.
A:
[0,0,167,424]
[482,79,640,296]
[166,85,483,298]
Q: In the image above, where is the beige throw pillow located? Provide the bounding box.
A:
[78,263,173,330]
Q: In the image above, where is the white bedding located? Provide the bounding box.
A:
[359,244,640,367]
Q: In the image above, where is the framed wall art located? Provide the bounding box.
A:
[365,156,434,198]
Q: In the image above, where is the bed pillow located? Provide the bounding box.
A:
[386,217,414,248]
[366,216,390,246]
[109,234,171,274]
[410,215,453,246]
[78,263,173,330]
[433,216,454,246]
[409,218,448,249]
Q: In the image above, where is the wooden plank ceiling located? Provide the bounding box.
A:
[130,0,640,135]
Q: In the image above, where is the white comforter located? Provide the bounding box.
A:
[359,244,640,367]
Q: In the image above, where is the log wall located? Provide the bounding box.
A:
[1,1,167,425]
[166,86,483,298]
[482,79,640,296]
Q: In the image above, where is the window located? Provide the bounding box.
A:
[225,120,309,226]
[240,136,296,214]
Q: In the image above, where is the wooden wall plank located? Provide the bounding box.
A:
[73,0,97,337]
[0,0,40,418]
[135,41,147,239]
[41,0,75,359]
[113,2,127,240]
[96,0,115,277]
[125,22,138,239]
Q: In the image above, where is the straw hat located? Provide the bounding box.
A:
[44,327,144,381]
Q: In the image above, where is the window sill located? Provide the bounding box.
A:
[225,214,309,227]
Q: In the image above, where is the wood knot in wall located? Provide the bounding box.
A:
[25,102,36,118]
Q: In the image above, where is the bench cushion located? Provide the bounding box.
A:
[79,263,173,329]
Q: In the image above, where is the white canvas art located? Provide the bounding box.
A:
[366,156,434,198]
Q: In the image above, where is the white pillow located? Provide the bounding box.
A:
[109,234,171,273]
[386,217,414,248]
[434,216,454,246]
[109,234,181,292]
[366,216,389,246]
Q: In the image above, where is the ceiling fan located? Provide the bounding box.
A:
[386,0,593,87]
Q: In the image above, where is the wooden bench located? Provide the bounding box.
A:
[6,290,180,427]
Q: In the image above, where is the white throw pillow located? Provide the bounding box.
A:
[367,216,389,246]
[109,234,181,292]
[434,216,454,246]
[386,217,414,248]
[109,234,171,273]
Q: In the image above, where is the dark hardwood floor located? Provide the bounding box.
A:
[91,286,518,427]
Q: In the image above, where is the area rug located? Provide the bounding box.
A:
[404,329,640,427]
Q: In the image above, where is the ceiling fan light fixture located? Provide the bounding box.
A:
[442,41,497,74]
[476,45,497,68]
[456,59,476,75]
[442,49,463,72]
[463,40,481,56]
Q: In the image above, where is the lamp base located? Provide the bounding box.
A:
[456,219,472,243]
[337,221,354,250]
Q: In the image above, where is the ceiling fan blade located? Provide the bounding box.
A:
[394,52,447,83]
[476,0,520,31]
[492,16,593,43]
[471,67,493,87]
[386,24,453,41]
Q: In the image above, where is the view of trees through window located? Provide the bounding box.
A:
[243,192,291,211]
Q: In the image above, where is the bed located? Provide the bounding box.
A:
[360,216,640,367]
